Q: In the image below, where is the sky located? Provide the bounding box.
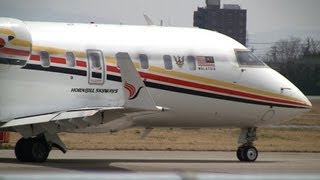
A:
[1,0,320,55]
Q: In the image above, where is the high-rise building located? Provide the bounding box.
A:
[194,0,247,46]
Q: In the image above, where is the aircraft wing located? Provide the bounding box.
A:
[0,52,168,138]
[0,107,123,128]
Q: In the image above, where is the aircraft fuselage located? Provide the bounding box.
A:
[0,18,311,129]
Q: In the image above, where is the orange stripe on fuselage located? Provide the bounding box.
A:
[0,28,16,36]
[106,57,304,105]
[107,65,308,108]
[25,46,308,107]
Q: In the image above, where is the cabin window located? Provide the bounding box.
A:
[163,55,173,70]
[235,50,265,67]
[139,54,149,69]
[187,56,196,71]
[40,51,50,67]
[66,52,75,67]
[88,52,101,69]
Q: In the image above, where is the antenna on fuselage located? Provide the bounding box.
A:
[143,14,154,26]
[143,14,166,26]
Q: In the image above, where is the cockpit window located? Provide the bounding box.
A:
[235,50,265,67]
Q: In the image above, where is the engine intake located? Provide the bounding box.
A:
[0,17,32,66]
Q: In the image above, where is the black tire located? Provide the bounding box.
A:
[23,138,35,162]
[236,147,245,161]
[29,138,50,162]
[15,138,27,162]
[243,146,258,162]
[15,137,50,162]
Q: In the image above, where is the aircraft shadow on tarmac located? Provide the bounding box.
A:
[0,157,278,172]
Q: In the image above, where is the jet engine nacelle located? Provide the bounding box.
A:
[0,17,32,65]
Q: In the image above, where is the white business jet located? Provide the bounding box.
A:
[0,17,311,162]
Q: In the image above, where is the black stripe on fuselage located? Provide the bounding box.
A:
[22,64,87,76]
[0,57,27,66]
[107,74,307,109]
[92,72,102,79]
[4,62,307,109]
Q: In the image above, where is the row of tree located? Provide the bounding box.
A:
[259,37,320,95]
[263,37,320,62]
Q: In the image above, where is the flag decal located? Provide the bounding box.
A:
[197,56,215,70]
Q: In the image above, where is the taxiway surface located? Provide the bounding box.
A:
[0,150,320,174]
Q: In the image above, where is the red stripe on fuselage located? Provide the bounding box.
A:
[107,65,306,107]
[29,54,40,61]
[107,65,120,73]
[0,47,30,56]
[50,57,66,64]
[76,60,87,68]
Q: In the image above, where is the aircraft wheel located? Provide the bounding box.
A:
[236,147,245,161]
[243,146,258,162]
[237,146,258,162]
[15,138,27,162]
[29,138,51,162]
[15,137,51,162]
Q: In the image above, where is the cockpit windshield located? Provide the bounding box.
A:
[235,50,265,67]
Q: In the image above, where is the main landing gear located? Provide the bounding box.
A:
[15,135,51,162]
[237,127,258,162]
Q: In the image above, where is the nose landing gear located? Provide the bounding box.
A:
[237,127,258,162]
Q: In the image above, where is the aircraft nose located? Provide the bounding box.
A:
[293,86,312,109]
[302,95,312,109]
[285,86,312,109]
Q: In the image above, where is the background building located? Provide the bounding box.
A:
[194,0,247,46]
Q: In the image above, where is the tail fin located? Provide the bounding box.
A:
[116,52,166,111]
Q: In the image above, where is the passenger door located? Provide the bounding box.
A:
[87,50,105,85]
